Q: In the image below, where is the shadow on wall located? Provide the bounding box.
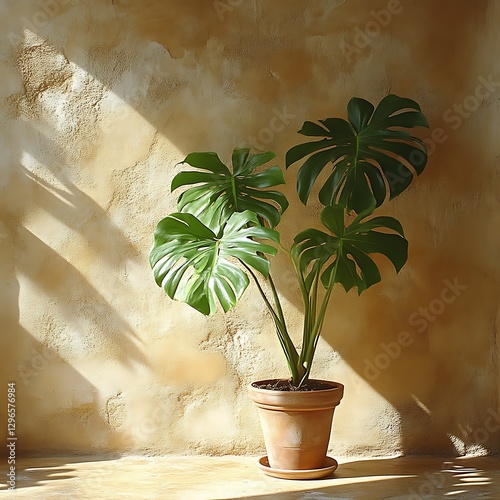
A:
[0,215,147,456]
[0,111,148,454]
[17,138,145,363]
[0,223,105,457]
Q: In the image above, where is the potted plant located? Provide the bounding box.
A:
[150,94,428,478]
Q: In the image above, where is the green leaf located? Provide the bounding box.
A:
[234,149,276,175]
[285,139,335,167]
[286,94,429,212]
[298,121,330,137]
[231,147,250,175]
[150,211,279,315]
[348,97,374,133]
[320,205,345,236]
[172,149,287,232]
[181,152,231,174]
[171,171,223,192]
[292,204,408,295]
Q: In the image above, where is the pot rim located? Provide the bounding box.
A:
[248,379,344,411]
[249,378,344,392]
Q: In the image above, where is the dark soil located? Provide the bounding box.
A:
[252,379,337,392]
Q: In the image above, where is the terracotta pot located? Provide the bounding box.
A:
[248,379,344,471]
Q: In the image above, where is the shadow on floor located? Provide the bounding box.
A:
[233,457,497,500]
[0,454,121,491]
[1,455,498,498]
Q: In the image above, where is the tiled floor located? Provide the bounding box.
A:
[1,454,499,499]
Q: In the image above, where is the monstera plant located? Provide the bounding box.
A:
[150,94,428,476]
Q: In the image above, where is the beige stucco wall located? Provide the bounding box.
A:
[1,0,499,457]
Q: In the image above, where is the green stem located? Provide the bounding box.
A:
[299,257,339,386]
[290,250,311,384]
[209,240,221,276]
[239,261,300,381]
[298,263,320,372]
[268,273,287,332]
[230,176,239,211]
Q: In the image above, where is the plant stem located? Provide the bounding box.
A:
[230,176,239,211]
[298,263,320,374]
[298,257,339,386]
[268,273,287,332]
[239,261,300,381]
[290,249,312,385]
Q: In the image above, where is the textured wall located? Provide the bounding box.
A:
[0,0,499,457]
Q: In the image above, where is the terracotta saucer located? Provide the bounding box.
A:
[257,456,338,480]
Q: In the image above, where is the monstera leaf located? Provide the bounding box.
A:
[292,205,408,295]
[286,94,429,213]
[150,210,279,315]
[171,148,288,233]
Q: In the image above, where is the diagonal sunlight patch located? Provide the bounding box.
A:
[21,152,76,208]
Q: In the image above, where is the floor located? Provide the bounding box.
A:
[1,454,499,499]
